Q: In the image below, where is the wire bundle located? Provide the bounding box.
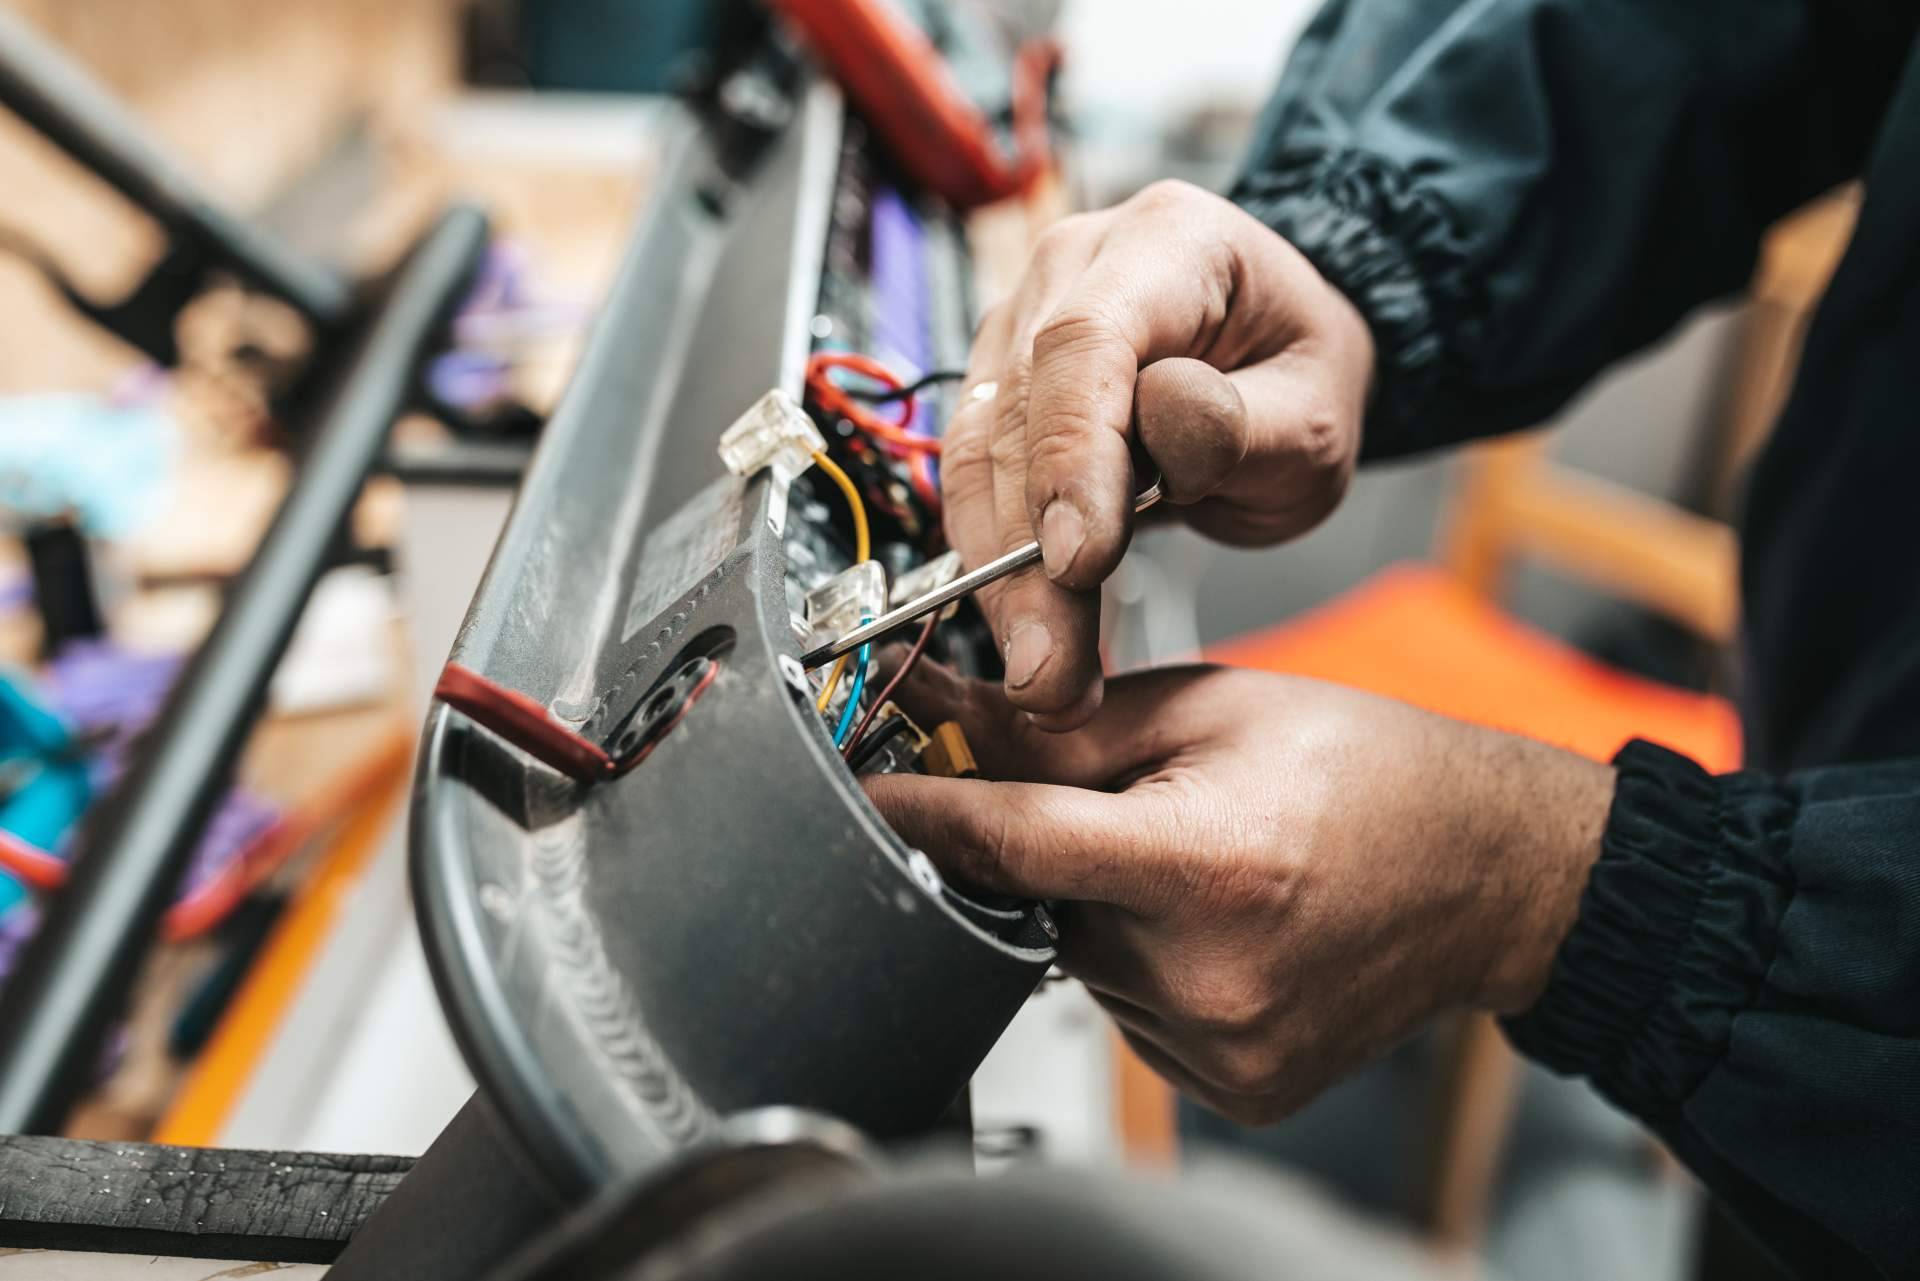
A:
[801,353,959,762]
[804,352,943,509]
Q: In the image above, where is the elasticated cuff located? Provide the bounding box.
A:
[1503,740,1798,1119]
[1231,148,1480,460]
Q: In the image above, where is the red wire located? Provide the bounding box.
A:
[805,353,943,456]
[0,829,68,890]
[160,816,301,942]
[804,352,943,510]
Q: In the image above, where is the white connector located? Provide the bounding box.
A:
[804,559,886,647]
[718,388,826,480]
[888,549,964,624]
[889,549,962,607]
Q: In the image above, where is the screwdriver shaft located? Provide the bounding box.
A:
[799,481,1161,670]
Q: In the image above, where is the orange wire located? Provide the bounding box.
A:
[805,351,944,511]
[0,829,67,890]
[805,352,943,457]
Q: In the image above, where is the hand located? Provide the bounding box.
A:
[864,663,1614,1124]
[943,181,1376,729]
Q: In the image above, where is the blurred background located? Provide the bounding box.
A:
[0,1,1841,1277]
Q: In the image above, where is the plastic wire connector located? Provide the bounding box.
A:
[718,388,826,479]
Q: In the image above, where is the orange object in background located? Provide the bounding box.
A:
[768,0,1060,209]
[1208,563,1742,774]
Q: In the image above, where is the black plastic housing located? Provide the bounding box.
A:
[412,85,1052,1196]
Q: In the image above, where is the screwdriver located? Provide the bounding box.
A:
[799,479,1163,670]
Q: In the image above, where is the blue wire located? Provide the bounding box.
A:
[832,641,872,748]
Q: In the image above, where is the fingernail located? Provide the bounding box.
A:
[1041,499,1086,580]
[1003,621,1053,690]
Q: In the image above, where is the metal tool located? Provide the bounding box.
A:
[800,480,1163,669]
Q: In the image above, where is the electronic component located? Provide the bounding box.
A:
[718,388,826,479]
[920,721,979,779]
[803,479,1163,669]
[889,548,961,608]
[804,559,886,649]
[847,701,929,775]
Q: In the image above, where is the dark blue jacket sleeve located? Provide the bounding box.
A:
[1232,0,1913,458]
[1505,742,1920,1278]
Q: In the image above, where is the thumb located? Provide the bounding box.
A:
[863,773,1155,908]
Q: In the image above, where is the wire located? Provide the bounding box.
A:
[806,352,943,512]
[815,654,854,716]
[805,353,943,457]
[832,642,872,748]
[847,368,966,404]
[811,449,872,716]
[846,715,912,772]
[842,610,940,759]
[810,449,870,562]
[0,829,68,891]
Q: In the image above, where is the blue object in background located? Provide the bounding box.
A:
[0,673,91,918]
[0,393,173,538]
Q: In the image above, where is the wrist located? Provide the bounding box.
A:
[1468,733,1617,1014]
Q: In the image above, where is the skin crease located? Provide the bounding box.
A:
[872,180,1620,1125]
[864,663,1616,1125]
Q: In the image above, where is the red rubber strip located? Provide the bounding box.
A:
[435,663,615,782]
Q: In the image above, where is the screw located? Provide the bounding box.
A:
[478,882,515,921]
[907,849,943,895]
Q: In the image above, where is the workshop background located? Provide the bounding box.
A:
[0,1,1836,1278]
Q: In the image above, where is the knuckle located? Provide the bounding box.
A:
[941,414,992,473]
[989,358,1035,434]
[986,417,1031,477]
[940,798,1011,889]
[1184,970,1278,1040]
[1210,1040,1289,1100]
[1292,396,1356,479]
[1260,400,1355,526]
[1130,178,1204,217]
[1031,213,1094,261]
[972,301,1008,342]
[1033,305,1125,364]
[1026,421,1097,476]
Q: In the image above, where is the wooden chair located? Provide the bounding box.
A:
[1113,190,1858,1250]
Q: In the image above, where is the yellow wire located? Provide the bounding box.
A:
[811,450,870,713]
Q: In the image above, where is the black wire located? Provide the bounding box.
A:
[846,715,913,773]
[845,368,967,404]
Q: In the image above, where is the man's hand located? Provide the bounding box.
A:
[945,181,1375,729]
[864,664,1614,1125]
